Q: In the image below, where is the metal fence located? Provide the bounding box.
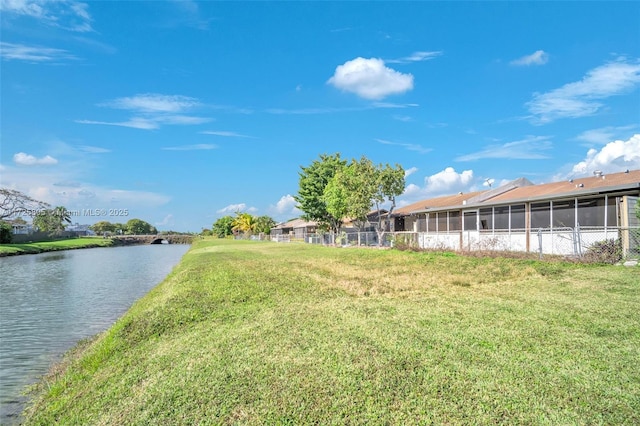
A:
[267,226,640,261]
[414,226,639,261]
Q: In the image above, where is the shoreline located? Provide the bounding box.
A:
[0,238,118,257]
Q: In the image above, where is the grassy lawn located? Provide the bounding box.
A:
[0,237,114,256]
[23,238,640,424]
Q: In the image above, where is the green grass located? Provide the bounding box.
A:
[0,237,114,256]
[23,239,640,424]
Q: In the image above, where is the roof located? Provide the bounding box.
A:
[394,190,486,216]
[271,218,317,230]
[395,169,640,216]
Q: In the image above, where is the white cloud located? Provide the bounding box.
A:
[13,152,58,165]
[101,94,200,113]
[156,214,174,226]
[456,135,553,161]
[570,134,640,176]
[216,203,257,214]
[425,167,474,193]
[0,0,94,32]
[327,57,414,100]
[404,167,418,177]
[510,50,549,66]
[387,51,443,64]
[76,118,159,130]
[78,145,111,153]
[527,58,640,123]
[161,144,217,151]
[268,194,301,216]
[199,130,255,138]
[575,125,637,146]
[265,102,417,115]
[78,93,210,130]
[376,138,432,155]
[399,167,475,205]
[0,42,78,62]
[1,161,171,222]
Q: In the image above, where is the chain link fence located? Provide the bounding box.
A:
[267,226,639,263]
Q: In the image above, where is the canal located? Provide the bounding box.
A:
[0,244,190,424]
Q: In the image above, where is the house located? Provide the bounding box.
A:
[270,218,318,241]
[65,223,96,236]
[6,219,32,235]
[392,169,640,256]
[342,209,389,232]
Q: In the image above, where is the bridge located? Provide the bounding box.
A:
[110,234,194,245]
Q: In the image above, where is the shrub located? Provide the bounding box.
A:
[583,238,623,264]
[0,221,12,244]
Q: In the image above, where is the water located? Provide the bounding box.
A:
[0,244,190,424]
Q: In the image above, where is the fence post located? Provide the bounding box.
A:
[538,228,543,260]
[576,223,583,258]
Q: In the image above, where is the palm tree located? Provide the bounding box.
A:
[231,212,257,236]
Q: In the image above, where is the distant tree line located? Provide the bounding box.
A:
[90,219,158,235]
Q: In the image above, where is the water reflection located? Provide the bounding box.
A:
[0,244,189,424]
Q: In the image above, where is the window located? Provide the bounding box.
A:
[607,197,618,227]
[437,212,448,232]
[552,200,575,228]
[427,214,437,233]
[479,208,492,230]
[531,202,550,229]
[463,211,477,231]
[511,205,525,230]
[577,198,604,227]
[449,211,461,231]
[494,206,509,230]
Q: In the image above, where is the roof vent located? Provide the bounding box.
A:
[593,170,603,177]
[576,183,584,188]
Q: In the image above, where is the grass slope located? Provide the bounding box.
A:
[23,239,640,424]
[0,237,114,256]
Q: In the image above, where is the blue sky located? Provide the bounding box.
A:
[1,1,639,232]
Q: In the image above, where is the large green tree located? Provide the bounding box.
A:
[125,218,157,235]
[294,153,347,234]
[90,221,116,235]
[212,216,234,238]
[33,206,72,234]
[321,157,405,245]
[324,157,379,229]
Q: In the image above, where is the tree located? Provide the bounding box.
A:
[0,221,12,243]
[320,156,404,245]
[90,221,116,235]
[255,215,276,235]
[232,212,257,236]
[0,188,49,220]
[371,163,405,245]
[33,206,72,234]
[212,216,234,238]
[125,218,157,235]
[294,153,347,234]
[113,223,127,235]
[324,157,379,229]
